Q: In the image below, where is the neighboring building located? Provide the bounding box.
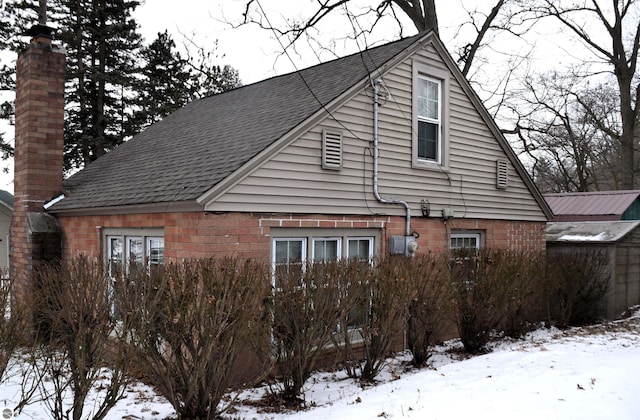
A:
[12,28,551,315]
[547,221,640,318]
[0,190,13,275]
[545,190,640,222]
[545,190,640,318]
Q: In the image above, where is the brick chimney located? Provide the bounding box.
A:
[10,25,65,303]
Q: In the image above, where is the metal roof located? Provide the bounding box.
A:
[546,221,640,243]
[544,190,640,222]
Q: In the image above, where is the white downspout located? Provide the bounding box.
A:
[373,79,411,236]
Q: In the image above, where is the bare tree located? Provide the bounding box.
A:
[529,0,640,189]
[505,71,618,192]
[235,0,530,77]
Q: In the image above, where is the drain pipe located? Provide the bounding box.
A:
[372,78,411,237]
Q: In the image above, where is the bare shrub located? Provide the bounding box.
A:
[0,276,21,381]
[403,253,454,366]
[545,250,610,328]
[117,257,271,419]
[33,256,132,420]
[342,258,406,382]
[451,249,513,353]
[500,251,547,339]
[270,260,356,402]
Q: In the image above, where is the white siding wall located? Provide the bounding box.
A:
[207,43,547,222]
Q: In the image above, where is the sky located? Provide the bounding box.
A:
[0,0,578,194]
[2,309,639,419]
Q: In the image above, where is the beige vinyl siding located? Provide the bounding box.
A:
[206,42,547,222]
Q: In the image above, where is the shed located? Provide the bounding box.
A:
[546,221,640,319]
[544,190,640,222]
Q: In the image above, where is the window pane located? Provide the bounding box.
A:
[127,237,143,277]
[313,239,339,261]
[418,78,439,120]
[274,239,306,289]
[451,234,479,250]
[275,240,303,264]
[147,237,164,275]
[347,239,371,261]
[418,121,438,160]
[108,237,123,278]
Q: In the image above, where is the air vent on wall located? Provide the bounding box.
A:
[496,159,508,189]
[322,130,342,170]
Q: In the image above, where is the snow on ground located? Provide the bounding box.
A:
[1,310,639,419]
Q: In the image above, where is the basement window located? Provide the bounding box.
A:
[450,231,482,250]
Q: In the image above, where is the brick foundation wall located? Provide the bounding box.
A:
[58,211,546,260]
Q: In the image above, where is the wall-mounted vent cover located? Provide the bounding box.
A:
[322,130,342,170]
[496,159,508,189]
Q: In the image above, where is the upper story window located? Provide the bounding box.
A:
[417,77,441,161]
[412,61,449,170]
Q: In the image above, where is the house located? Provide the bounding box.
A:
[11,27,551,306]
[545,190,640,222]
[547,221,640,318]
[0,190,12,275]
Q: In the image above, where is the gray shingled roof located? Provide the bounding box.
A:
[544,190,640,221]
[0,190,13,210]
[50,35,422,212]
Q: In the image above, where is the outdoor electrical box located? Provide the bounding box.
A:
[389,235,418,257]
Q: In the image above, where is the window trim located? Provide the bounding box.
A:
[412,61,450,170]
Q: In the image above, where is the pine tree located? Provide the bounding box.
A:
[51,0,143,170]
[128,31,241,135]
[126,30,197,135]
[1,0,241,173]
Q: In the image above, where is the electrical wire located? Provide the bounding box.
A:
[254,0,365,142]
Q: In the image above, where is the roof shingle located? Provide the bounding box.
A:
[51,35,421,212]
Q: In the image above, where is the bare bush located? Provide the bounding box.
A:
[451,249,514,353]
[0,276,21,381]
[117,257,271,419]
[545,250,609,328]
[34,256,132,420]
[330,258,402,382]
[404,253,454,366]
[500,250,547,338]
[270,260,356,402]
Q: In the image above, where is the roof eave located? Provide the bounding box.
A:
[47,200,203,217]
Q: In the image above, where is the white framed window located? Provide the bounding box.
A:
[312,237,341,261]
[273,238,307,289]
[104,228,164,317]
[412,61,449,169]
[450,232,482,250]
[347,237,374,261]
[417,77,441,161]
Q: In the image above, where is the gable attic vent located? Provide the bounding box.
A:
[496,159,508,189]
[322,129,343,170]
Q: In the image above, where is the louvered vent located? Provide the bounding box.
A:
[496,159,508,189]
[322,130,342,170]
